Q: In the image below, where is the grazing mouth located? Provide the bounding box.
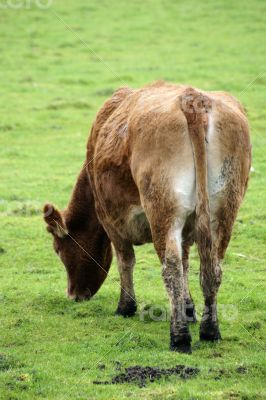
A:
[67,288,92,302]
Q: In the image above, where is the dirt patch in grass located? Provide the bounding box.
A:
[236,366,248,374]
[93,364,200,387]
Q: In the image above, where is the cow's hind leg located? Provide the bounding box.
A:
[145,202,192,353]
[161,222,191,353]
[136,138,195,352]
[199,193,240,341]
[196,204,222,341]
[115,244,137,317]
[198,244,222,341]
[182,242,197,323]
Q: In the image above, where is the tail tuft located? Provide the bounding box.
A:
[180,87,212,124]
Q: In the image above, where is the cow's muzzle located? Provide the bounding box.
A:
[67,287,92,302]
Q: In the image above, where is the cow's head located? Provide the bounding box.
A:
[43,203,112,301]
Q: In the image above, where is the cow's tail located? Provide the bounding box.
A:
[180,88,213,277]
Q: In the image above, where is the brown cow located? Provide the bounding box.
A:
[44,81,251,353]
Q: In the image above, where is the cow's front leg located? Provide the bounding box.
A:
[115,245,137,317]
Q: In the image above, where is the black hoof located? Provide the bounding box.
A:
[200,322,221,341]
[115,300,137,318]
[170,333,192,354]
[185,302,197,323]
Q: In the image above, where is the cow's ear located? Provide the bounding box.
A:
[43,203,68,238]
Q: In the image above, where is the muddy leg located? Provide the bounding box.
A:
[161,227,191,353]
[199,287,221,341]
[199,195,241,341]
[182,243,197,323]
[138,171,194,352]
[199,217,222,341]
[198,235,221,341]
[200,199,240,340]
[115,245,137,317]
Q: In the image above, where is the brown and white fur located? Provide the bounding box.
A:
[44,81,251,353]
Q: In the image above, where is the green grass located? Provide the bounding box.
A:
[0,0,266,399]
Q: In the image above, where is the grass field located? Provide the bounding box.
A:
[0,1,266,399]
